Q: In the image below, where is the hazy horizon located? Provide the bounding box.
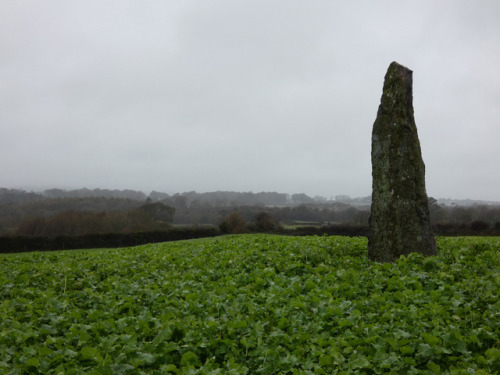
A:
[4,185,500,204]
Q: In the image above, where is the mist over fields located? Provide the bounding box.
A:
[1,187,499,242]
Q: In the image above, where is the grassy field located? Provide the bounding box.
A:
[1,235,499,374]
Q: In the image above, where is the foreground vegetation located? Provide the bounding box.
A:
[1,235,499,374]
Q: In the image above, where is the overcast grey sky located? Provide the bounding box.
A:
[1,1,499,200]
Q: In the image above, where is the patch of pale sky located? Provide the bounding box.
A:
[1,1,499,200]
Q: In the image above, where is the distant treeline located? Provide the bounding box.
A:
[1,188,500,242]
[0,188,339,206]
[15,203,175,237]
[0,188,368,236]
[2,187,498,207]
[217,210,500,237]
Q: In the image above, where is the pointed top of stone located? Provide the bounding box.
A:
[389,61,412,72]
[379,61,414,115]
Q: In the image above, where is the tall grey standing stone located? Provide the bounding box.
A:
[368,62,436,262]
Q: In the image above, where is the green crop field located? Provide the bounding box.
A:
[1,235,499,374]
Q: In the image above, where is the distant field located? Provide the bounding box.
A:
[1,235,499,374]
[281,221,327,229]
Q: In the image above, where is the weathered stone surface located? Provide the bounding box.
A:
[368,62,436,262]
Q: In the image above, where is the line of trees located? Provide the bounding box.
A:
[2,188,500,239]
[0,188,328,206]
[15,203,175,237]
[218,210,500,237]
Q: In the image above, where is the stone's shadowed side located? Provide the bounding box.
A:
[368,62,436,262]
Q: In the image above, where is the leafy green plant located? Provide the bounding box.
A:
[1,235,499,373]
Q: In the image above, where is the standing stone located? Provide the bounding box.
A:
[368,62,436,262]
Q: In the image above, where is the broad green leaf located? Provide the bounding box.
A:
[349,354,370,369]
